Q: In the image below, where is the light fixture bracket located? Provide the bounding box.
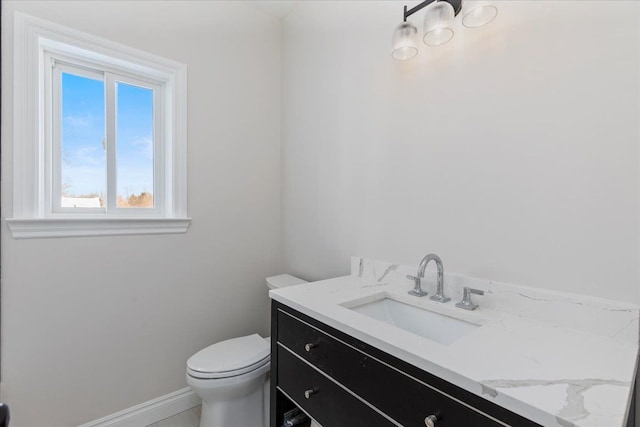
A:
[403,0,462,21]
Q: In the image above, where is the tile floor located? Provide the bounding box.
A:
[147,406,201,427]
[146,405,321,427]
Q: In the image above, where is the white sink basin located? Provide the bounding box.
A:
[348,298,479,345]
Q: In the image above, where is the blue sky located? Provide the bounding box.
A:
[61,72,154,198]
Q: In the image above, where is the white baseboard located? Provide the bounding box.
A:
[77,387,201,427]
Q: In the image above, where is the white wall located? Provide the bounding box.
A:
[1,1,639,425]
[281,1,640,304]
[1,1,281,426]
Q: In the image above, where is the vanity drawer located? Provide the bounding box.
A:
[277,308,530,427]
[277,345,396,427]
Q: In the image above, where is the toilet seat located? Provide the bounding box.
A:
[187,334,270,379]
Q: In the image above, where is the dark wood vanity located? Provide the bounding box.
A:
[270,300,542,427]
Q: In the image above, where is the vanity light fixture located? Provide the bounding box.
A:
[391,0,498,60]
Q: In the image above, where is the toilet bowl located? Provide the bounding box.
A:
[187,274,307,427]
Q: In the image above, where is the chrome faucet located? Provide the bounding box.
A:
[407,254,449,302]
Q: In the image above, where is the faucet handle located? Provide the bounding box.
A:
[456,287,484,311]
[407,275,428,297]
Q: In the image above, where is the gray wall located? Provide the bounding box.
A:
[1,1,282,426]
[281,1,640,304]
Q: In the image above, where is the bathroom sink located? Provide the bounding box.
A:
[348,298,479,345]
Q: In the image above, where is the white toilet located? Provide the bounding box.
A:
[187,274,307,427]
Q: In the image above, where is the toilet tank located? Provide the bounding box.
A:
[266,274,307,290]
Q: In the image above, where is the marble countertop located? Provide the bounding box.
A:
[270,257,639,427]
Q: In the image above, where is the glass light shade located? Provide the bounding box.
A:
[423,1,455,47]
[391,21,419,61]
[461,1,498,28]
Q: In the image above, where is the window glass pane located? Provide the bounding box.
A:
[116,82,154,208]
[61,72,105,208]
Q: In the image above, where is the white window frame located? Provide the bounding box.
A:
[8,12,190,238]
[47,57,165,217]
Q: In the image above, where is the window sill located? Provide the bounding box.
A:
[5,217,191,239]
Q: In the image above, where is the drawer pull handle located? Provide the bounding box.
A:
[424,415,438,427]
[304,343,315,352]
[304,389,315,399]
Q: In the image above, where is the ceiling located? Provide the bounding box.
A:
[244,1,301,19]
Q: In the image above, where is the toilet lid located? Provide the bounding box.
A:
[187,334,270,379]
